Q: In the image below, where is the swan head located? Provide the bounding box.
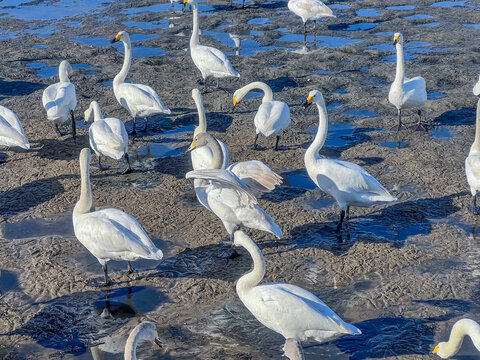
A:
[432,342,450,359]
[233,230,252,248]
[80,147,91,165]
[59,60,73,79]
[191,88,202,102]
[129,321,162,349]
[393,32,403,46]
[302,89,325,109]
[186,132,215,152]
[84,101,96,125]
[111,31,129,44]
[232,88,244,107]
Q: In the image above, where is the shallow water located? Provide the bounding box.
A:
[343,109,379,118]
[355,8,380,17]
[379,140,409,149]
[1,214,73,240]
[308,122,355,148]
[431,127,452,140]
[283,169,317,190]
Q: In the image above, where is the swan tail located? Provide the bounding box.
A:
[0,128,30,149]
[342,322,361,335]
[146,248,164,261]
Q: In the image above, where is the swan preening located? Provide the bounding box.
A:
[388,32,427,131]
[84,101,132,174]
[466,98,480,214]
[303,89,396,232]
[111,31,171,135]
[287,0,335,33]
[433,319,480,358]
[42,60,77,138]
[0,105,30,153]
[474,75,480,96]
[125,321,162,360]
[234,230,361,359]
[73,148,163,286]
[185,0,240,91]
[233,82,291,151]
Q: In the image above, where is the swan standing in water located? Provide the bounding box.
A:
[303,90,396,232]
[388,32,427,131]
[234,230,361,359]
[233,82,291,150]
[433,319,480,358]
[84,101,132,174]
[287,0,335,34]
[111,31,171,135]
[73,148,163,286]
[124,321,162,360]
[474,75,480,96]
[42,60,77,138]
[0,105,30,157]
[184,0,240,92]
[466,98,480,214]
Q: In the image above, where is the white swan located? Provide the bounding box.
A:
[73,148,163,285]
[111,31,171,135]
[474,75,480,96]
[233,82,291,150]
[287,0,335,33]
[125,321,162,360]
[466,98,480,214]
[303,90,397,232]
[388,32,427,131]
[42,60,77,138]
[184,0,240,91]
[433,319,480,358]
[84,101,132,174]
[234,230,361,359]
[0,105,30,151]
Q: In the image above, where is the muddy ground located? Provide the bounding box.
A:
[1,0,480,358]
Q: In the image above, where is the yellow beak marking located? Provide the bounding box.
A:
[307,96,313,104]
[394,35,399,41]
[115,33,121,41]
[233,97,237,107]
[183,0,188,4]
[432,346,438,354]
[188,138,197,151]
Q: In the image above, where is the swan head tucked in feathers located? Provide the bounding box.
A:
[58,60,73,82]
[302,90,325,109]
[393,32,403,46]
[84,101,99,124]
[187,132,215,152]
[111,31,129,44]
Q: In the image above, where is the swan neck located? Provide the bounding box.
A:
[236,237,266,295]
[114,38,132,85]
[207,137,224,169]
[443,320,480,357]
[472,98,480,152]
[124,327,143,360]
[59,63,70,83]
[92,102,103,121]
[73,154,92,220]
[305,102,328,162]
[193,93,206,135]
[394,42,405,83]
[242,82,273,103]
[190,3,200,48]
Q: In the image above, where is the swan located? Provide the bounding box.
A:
[42,60,77,138]
[170,0,186,13]
[234,230,361,359]
[466,98,480,214]
[388,32,427,131]
[73,148,163,286]
[0,105,30,152]
[111,31,171,135]
[474,75,480,96]
[233,82,291,151]
[84,101,132,174]
[125,321,162,360]
[184,0,240,92]
[287,0,335,34]
[433,319,480,358]
[303,90,397,232]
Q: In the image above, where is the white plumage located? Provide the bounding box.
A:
[287,0,335,33]
[185,0,239,91]
[73,148,163,285]
[466,98,480,214]
[0,105,29,150]
[304,90,396,232]
[111,31,171,135]
[388,32,427,131]
[233,81,291,150]
[433,319,480,358]
[474,75,480,96]
[234,230,361,359]
[84,101,132,173]
[42,60,77,138]
[124,321,162,360]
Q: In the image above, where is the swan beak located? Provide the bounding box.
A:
[84,118,88,125]
[186,139,197,152]
[154,338,162,348]
[111,33,121,43]
[183,0,188,4]
[302,96,313,109]
[432,346,438,354]
[233,97,237,107]
[393,35,399,45]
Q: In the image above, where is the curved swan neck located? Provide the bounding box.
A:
[59,61,70,83]
[114,37,132,85]
[206,136,224,169]
[394,41,405,83]
[441,319,480,358]
[472,98,480,153]
[190,0,200,48]
[236,235,266,295]
[91,101,103,122]
[305,101,328,163]
[73,151,93,220]
[240,82,274,103]
[193,92,206,135]
[124,327,143,360]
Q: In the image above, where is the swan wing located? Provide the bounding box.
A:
[89,121,125,157]
[227,160,282,196]
[0,105,25,135]
[117,83,170,115]
[104,117,129,146]
[288,0,334,20]
[0,116,29,149]
[466,154,480,192]
[254,101,291,137]
[401,76,427,107]
[474,75,480,96]
[42,82,77,120]
[193,45,239,77]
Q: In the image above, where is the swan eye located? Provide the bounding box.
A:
[432,346,438,354]
[233,97,237,107]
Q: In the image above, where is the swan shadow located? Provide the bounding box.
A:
[0,269,18,297]
[432,107,475,127]
[34,134,90,160]
[0,77,46,97]
[266,76,297,92]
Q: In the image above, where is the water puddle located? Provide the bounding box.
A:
[1,214,73,240]
[376,32,394,36]
[247,17,271,25]
[121,19,169,30]
[333,88,348,94]
[356,8,380,17]
[300,197,336,211]
[203,31,278,55]
[418,22,440,27]
[329,4,350,10]
[157,125,195,137]
[134,142,186,160]
[26,62,93,79]
[66,21,82,28]
[25,25,57,38]
[282,169,317,190]
[432,1,472,7]
[378,140,408,149]
[343,109,379,118]
[428,91,444,100]
[122,2,214,15]
[314,69,333,75]
[464,24,480,30]
[276,31,362,48]
[330,23,377,31]
[405,14,434,20]
[308,122,355,147]
[431,127,452,140]
[386,5,415,10]
[327,102,345,111]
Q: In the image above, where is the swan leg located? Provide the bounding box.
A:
[274,136,280,151]
[102,264,111,286]
[283,339,305,360]
[171,1,175,13]
[335,210,345,233]
[253,134,259,149]
[70,110,76,140]
[122,153,133,174]
[390,108,405,131]
[313,20,316,31]
[304,21,307,34]
[127,261,134,274]
[411,109,426,131]
[473,194,478,215]
[182,2,186,12]
[129,117,137,135]
[141,117,148,132]
[55,124,69,137]
[96,155,109,170]
[346,205,350,221]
